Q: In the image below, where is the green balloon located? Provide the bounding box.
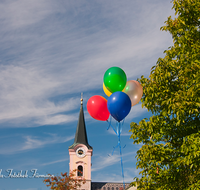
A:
[103,67,127,93]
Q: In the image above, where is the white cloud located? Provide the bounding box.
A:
[0,0,55,29]
[92,154,121,172]
[92,151,136,172]
[0,64,80,126]
[35,114,77,125]
[21,134,74,151]
[41,158,69,166]
[0,134,74,155]
[0,0,173,129]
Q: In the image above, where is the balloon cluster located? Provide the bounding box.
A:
[87,67,143,188]
[87,66,143,122]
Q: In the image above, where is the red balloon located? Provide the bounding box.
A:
[87,95,110,121]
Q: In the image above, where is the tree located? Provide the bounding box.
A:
[130,0,200,189]
[43,170,86,190]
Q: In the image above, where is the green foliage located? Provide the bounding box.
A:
[130,0,200,189]
[43,170,86,190]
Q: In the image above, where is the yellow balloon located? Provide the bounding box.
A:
[103,83,112,97]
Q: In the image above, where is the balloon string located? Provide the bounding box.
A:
[118,122,125,190]
[111,122,125,189]
[121,118,125,132]
[106,116,112,130]
[106,120,125,189]
[116,122,119,135]
[120,118,125,134]
[106,119,117,135]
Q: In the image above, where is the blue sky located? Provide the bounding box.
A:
[0,0,174,189]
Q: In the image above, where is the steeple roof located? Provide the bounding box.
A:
[69,96,92,150]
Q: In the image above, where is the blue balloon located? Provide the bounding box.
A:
[107,91,131,122]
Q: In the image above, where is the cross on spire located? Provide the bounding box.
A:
[81,92,83,105]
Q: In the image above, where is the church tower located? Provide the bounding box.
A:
[68,96,93,190]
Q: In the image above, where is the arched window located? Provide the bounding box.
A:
[103,187,106,190]
[107,187,110,190]
[112,187,114,190]
[116,187,118,190]
[77,165,83,176]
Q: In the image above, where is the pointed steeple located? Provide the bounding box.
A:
[69,94,92,150]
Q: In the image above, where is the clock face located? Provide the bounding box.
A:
[76,147,86,158]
